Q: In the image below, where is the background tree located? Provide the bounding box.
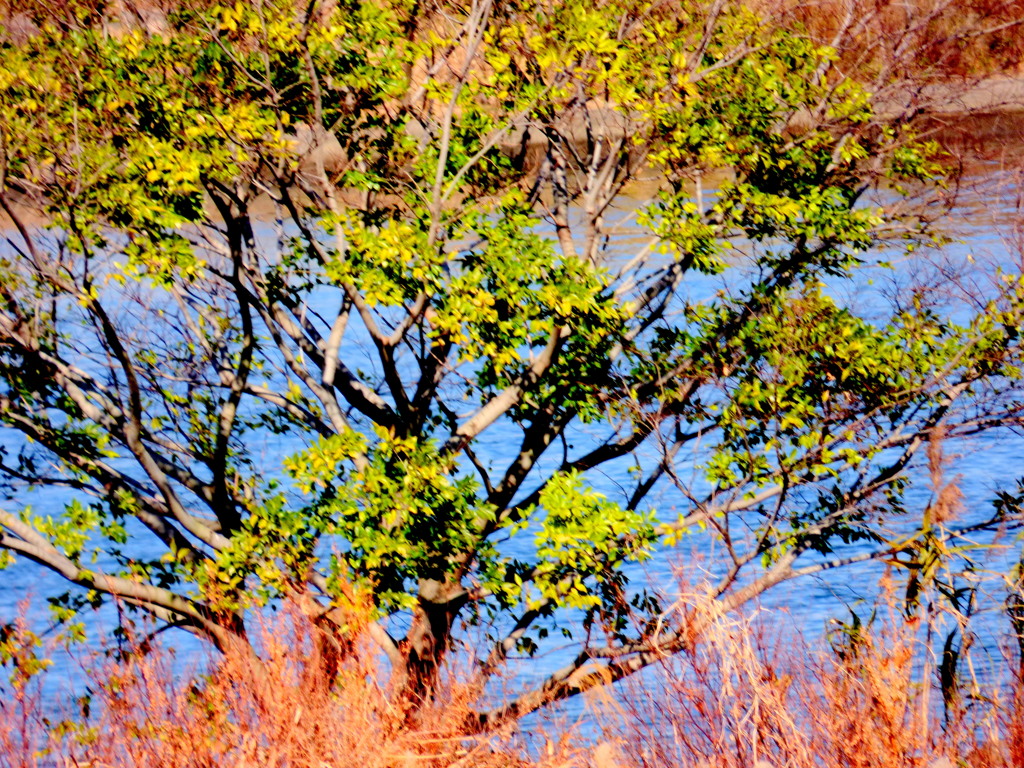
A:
[0,0,1022,725]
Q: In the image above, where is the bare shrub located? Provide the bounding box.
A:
[757,0,1024,81]
[0,606,61,768]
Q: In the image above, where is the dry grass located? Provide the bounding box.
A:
[3,586,1024,768]
[0,595,580,768]
[78,604,575,768]
[593,581,1024,768]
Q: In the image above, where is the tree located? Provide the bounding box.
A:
[0,0,1022,726]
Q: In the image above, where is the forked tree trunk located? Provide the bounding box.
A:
[400,581,467,711]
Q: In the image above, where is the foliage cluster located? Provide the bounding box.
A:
[0,0,1023,722]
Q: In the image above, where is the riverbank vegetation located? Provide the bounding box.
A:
[2,0,1024,742]
[3,583,1024,767]
[763,0,1024,79]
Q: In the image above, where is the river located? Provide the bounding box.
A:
[2,110,1024,726]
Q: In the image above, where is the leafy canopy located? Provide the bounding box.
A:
[0,0,1022,723]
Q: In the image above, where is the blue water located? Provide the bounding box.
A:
[2,163,1024,729]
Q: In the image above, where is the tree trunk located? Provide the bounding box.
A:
[401,580,466,710]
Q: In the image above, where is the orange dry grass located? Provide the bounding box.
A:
[595,587,1024,768]
[71,603,561,768]
[0,598,578,768]
[4,590,1024,768]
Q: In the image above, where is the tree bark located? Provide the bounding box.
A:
[401,580,466,710]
